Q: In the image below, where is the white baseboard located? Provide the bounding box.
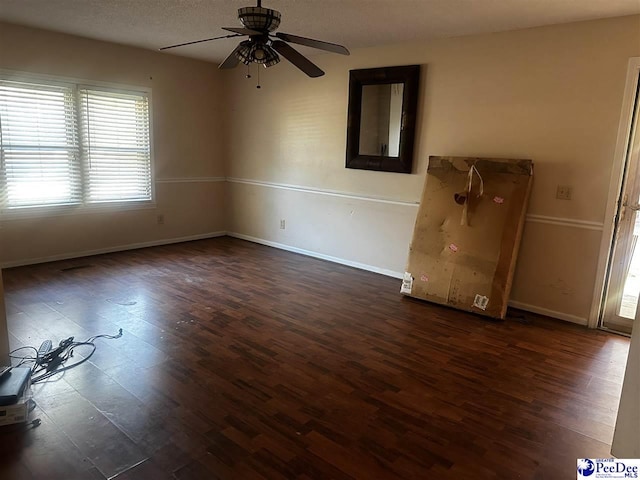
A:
[0,231,227,269]
[2,229,589,328]
[229,232,590,326]
[227,232,405,279]
[507,300,588,326]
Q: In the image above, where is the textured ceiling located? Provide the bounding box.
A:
[0,0,638,64]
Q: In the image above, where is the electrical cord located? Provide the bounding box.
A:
[2,330,121,431]
[7,328,123,383]
[9,346,39,358]
[86,330,124,343]
[8,346,40,372]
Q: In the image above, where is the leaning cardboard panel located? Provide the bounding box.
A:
[403,156,533,319]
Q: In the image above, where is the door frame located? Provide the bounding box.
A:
[591,57,640,329]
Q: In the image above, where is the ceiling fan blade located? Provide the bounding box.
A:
[159,33,242,51]
[222,27,263,36]
[272,41,324,78]
[275,32,349,55]
[219,44,243,69]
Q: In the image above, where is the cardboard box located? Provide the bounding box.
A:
[0,395,29,426]
[403,156,533,319]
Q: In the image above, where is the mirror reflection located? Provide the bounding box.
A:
[358,83,404,157]
[346,65,419,173]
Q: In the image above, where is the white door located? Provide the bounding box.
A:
[603,67,640,334]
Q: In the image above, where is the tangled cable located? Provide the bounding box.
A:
[9,328,123,383]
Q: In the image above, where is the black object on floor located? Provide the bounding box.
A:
[0,367,30,406]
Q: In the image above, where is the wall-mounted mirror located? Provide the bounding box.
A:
[346,65,420,173]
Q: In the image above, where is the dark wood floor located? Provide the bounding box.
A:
[0,237,630,479]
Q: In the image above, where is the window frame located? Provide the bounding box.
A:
[0,69,155,219]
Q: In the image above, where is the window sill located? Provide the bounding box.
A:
[0,201,157,221]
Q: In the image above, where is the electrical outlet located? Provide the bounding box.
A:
[556,185,573,200]
[280,219,286,229]
[157,214,165,225]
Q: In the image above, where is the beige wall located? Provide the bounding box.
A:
[224,15,640,324]
[228,181,417,276]
[0,22,227,266]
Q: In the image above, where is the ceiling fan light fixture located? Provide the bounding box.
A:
[262,49,280,67]
[238,6,281,32]
[235,40,254,65]
[235,40,280,67]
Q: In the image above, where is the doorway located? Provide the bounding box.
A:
[602,59,640,334]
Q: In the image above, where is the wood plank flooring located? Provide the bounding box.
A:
[0,237,630,479]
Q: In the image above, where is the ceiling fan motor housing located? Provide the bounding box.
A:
[238,7,281,32]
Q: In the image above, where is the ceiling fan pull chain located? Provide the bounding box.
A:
[256,66,261,89]
[246,63,252,79]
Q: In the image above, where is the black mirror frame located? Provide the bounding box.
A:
[345,65,420,174]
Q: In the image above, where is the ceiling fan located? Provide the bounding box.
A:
[160,0,350,78]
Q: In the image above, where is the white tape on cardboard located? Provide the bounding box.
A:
[401,272,413,294]
[473,294,489,311]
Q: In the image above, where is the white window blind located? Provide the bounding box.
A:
[79,88,151,203]
[0,75,153,213]
[0,80,81,208]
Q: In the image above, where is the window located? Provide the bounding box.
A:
[0,81,80,208]
[79,89,151,203]
[0,76,152,212]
